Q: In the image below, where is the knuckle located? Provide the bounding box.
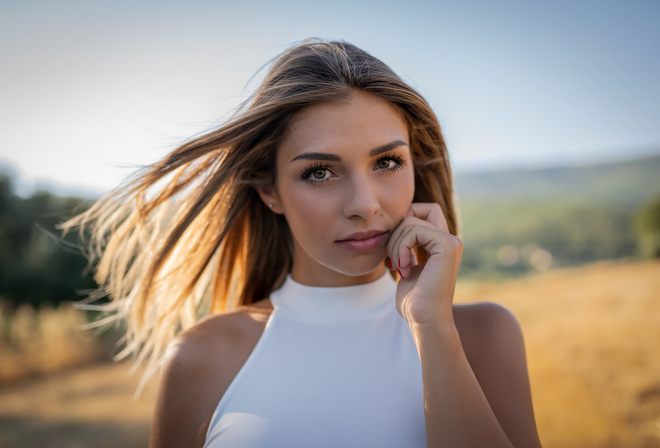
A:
[401,223,415,235]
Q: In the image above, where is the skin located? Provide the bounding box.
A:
[260,89,415,287]
[150,90,542,448]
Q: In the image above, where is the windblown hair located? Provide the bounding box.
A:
[63,39,458,384]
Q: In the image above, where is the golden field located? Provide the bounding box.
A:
[0,259,658,447]
[456,259,660,447]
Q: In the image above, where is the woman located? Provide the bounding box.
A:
[66,39,541,447]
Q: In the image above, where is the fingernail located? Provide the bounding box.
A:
[397,268,405,280]
[387,257,393,270]
[398,258,401,268]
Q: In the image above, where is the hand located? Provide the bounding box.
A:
[386,203,463,326]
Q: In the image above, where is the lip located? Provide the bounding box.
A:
[335,230,388,252]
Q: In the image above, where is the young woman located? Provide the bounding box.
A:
[66,39,541,447]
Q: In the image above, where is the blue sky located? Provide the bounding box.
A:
[1,0,659,195]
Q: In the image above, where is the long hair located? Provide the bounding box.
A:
[62,38,457,384]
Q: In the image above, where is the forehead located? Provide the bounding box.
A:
[278,90,409,160]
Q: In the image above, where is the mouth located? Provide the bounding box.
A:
[335,230,388,252]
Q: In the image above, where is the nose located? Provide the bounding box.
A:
[343,175,381,219]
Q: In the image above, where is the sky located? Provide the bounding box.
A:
[1,0,659,197]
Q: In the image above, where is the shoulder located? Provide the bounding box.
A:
[453,302,541,447]
[162,300,272,389]
[150,301,272,448]
[453,302,522,350]
[176,300,272,355]
[452,301,526,385]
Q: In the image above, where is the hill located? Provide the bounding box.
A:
[451,154,660,279]
[454,153,660,207]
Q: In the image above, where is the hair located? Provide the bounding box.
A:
[62,38,458,386]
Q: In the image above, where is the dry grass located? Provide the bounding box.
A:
[456,259,660,447]
[0,259,658,447]
[0,303,105,384]
[0,362,158,448]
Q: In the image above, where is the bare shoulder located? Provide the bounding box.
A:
[149,300,272,448]
[174,299,273,356]
[453,302,542,447]
[452,302,529,387]
[453,302,522,354]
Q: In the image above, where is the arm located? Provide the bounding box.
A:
[150,308,269,448]
[150,335,214,448]
[387,203,541,448]
[149,311,253,448]
[411,304,541,447]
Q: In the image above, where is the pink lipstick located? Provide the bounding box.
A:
[335,230,388,252]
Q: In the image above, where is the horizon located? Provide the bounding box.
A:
[3,150,658,199]
[1,1,659,194]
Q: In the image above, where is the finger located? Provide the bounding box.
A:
[395,226,462,279]
[387,215,435,253]
[394,226,438,279]
[391,224,416,275]
[408,203,449,233]
[387,216,434,267]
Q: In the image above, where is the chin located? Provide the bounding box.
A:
[333,257,387,277]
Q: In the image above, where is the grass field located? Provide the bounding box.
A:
[0,259,658,447]
[456,259,660,447]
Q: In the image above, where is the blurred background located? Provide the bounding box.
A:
[1,0,659,447]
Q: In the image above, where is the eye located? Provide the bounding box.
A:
[375,153,406,172]
[311,168,330,180]
[301,163,334,185]
[376,159,396,169]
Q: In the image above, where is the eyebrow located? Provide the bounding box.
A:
[290,140,408,162]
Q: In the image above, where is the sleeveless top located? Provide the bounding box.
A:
[203,273,427,447]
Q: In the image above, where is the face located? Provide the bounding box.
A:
[259,90,415,287]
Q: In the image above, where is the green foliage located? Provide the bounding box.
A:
[0,174,96,308]
[453,154,660,280]
[455,155,660,207]
[634,196,660,258]
[457,199,638,279]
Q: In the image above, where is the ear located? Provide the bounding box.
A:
[256,184,284,214]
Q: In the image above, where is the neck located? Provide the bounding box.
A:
[290,263,388,287]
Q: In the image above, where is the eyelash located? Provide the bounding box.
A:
[300,153,406,185]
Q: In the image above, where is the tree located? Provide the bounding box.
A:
[634,196,660,258]
[0,173,96,308]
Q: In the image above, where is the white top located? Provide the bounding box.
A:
[203,273,427,448]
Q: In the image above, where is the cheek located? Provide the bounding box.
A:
[387,169,415,209]
[279,183,336,227]
[404,168,416,201]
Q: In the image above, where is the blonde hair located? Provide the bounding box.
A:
[63,39,457,383]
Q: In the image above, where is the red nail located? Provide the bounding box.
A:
[397,268,405,279]
[388,257,393,270]
[398,258,401,268]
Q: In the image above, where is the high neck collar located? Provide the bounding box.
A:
[270,273,397,324]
